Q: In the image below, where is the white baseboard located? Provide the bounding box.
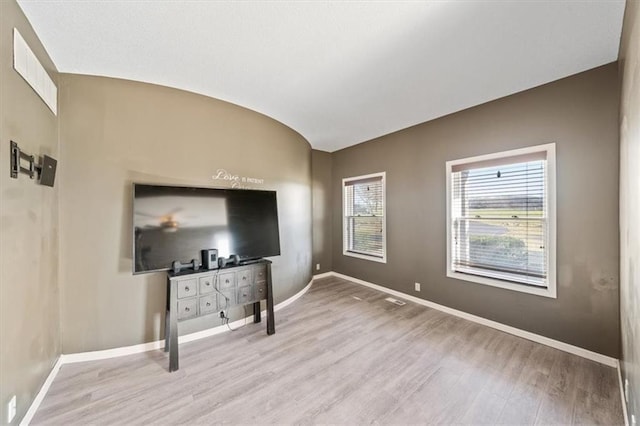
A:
[61,340,165,364]
[21,279,314,425]
[330,271,618,368]
[618,360,630,426]
[19,356,63,426]
[274,279,314,311]
[312,272,333,280]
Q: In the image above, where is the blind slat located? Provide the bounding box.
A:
[451,151,547,172]
[344,174,385,258]
[451,159,548,286]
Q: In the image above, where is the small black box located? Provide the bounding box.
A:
[201,249,218,270]
[39,155,57,187]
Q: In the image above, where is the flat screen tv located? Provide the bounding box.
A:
[132,183,281,274]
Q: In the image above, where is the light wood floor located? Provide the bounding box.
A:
[33,276,624,425]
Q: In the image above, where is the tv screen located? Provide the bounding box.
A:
[132,183,280,274]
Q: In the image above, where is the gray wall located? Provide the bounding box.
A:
[58,74,313,353]
[619,0,640,422]
[330,63,620,357]
[312,150,333,274]
[0,1,60,423]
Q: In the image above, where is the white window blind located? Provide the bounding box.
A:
[343,173,386,262]
[450,149,552,289]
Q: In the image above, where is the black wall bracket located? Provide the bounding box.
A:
[10,140,36,179]
[10,140,57,187]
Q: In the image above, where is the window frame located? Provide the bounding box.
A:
[342,171,387,264]
[445,144,557,298]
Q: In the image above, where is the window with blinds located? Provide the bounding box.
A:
[446,144,556,298]
[343,172,386,263]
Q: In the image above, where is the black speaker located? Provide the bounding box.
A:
[201,249,218,270]
[39,155,57,187]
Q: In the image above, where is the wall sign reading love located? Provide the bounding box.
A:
[211,168,265,189]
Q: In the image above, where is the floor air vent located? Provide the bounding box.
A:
[385,297,406,306]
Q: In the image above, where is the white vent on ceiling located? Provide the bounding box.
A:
[13,28,57,115]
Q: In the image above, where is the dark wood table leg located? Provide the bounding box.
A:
[168,280,179,372]
[266,263,275,335]
[164,280,170,353]
[253,302,261,323]
[164,309,170,353]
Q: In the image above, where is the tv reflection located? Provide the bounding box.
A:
[134,194,230,272]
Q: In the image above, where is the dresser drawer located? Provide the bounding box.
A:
[254,266,267,282]
[199,295,217,315]
[177,298,197,320]
[237,285,253,305]
[219,272,236,289]
[199,276,215,294]
[255,282,267,300]
[177,279,197,299]
[238,269,253,286]
[218,289,235,309]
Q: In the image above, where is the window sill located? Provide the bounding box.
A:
[447,270,556,298]
[343,250,387,264]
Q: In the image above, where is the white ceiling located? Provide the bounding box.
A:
[18,1,625,152]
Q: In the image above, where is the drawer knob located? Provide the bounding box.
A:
[259,289,263,293]
[225,279,229,283]
[206,302,211,307]
[243,293,247,297]
[185,307,190,312]
[185,286,190,291]
[242,276,246,280]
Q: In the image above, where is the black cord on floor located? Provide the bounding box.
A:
[224,305,249,332]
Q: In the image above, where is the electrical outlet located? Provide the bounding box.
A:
[7,395,16,424]
[316,263,320,271]
[626,379,630,403]
[414,282,421,292]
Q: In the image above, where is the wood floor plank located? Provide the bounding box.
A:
[31,277,624,425]
[535,351,583,425]
[494,342,557,424]
[572,358,625,425]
